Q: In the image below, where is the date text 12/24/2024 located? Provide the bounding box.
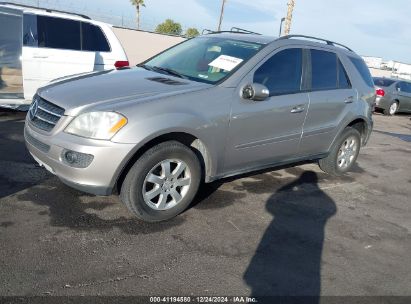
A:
[149,297,258,303]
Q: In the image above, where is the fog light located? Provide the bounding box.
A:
[61,149,94,168]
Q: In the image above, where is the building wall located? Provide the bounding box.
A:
[112,27,186,66]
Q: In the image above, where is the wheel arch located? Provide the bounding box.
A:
[113,131,213,194]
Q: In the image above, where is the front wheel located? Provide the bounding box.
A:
[120,141,201,222]
[319,127,361,176]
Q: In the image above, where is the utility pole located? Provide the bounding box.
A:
[283,0,295,36]
[217,0,227,31]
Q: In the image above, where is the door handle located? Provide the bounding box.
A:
[32,54,49,59]
[344,96,354,104]
[291,105,305,113]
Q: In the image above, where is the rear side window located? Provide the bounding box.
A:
[311,49,337,90]
[37,15,81,50]
[23,14,38,47]
[81,22,110,52]
[254,48,302,96]
[373,78,395,87]
[349,56,374,88]
[338,60,351,89]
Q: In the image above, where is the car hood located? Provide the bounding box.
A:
[37,68,211,116]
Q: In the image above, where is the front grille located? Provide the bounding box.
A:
[30,96,65,132]
[25,132,50,153]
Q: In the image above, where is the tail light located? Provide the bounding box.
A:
[376,88,385,97]
[114,61,129,69]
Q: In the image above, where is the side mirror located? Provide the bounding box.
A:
[242,83,270,101]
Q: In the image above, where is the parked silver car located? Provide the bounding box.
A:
[373,77,411,115]
[24,33,375,222]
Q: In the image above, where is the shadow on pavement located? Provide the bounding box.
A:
[373,130,411,143]
[244,171,337,301]
[0,112,51,199]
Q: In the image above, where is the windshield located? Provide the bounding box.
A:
[142,37,264,84]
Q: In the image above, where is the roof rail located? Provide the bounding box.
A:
[230,27,261,35]
[279,35,353,52]
[0,2,91,19]
[201,27,261,36]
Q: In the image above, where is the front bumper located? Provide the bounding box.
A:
[24,117,135,196]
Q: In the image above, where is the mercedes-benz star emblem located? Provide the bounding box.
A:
[29,98,39,120]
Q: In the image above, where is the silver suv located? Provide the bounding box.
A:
[24,33,375,222]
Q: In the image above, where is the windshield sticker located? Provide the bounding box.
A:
[208,55,244,72]
[198,74,209,79]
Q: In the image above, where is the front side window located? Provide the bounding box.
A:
[37,15,81,50]
[253,48,303,96]
[311,49,338,91]
[144,37,264,84]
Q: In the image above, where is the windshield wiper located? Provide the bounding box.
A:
[138,64,188,79]
[151,66,188,79]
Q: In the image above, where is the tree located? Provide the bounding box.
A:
[130,0,146,30]
[155,19,182,36]
[185,28,200,38]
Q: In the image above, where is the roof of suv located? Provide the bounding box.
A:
[205,32,355,55]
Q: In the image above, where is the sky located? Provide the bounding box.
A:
[11,0,411,62]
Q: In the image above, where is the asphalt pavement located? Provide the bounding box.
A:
[0,110,410,297]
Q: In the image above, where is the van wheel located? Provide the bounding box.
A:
[120,141,201,222]
[319,127,361,176]
[383,101,398,116]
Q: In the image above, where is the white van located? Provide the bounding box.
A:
[0,2,129,107]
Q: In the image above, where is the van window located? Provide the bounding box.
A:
[23,14,38,47]
[81,22,110,52]
[37,16,81,51]
[254,48,303,96]
[338,60,351,89]
[349,56,374,88]
[311,49,338,90]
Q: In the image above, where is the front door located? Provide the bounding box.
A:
[224,48,309,174]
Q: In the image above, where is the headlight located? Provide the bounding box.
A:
[65,112,128,140]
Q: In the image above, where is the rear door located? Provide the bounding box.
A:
[22,14,94,100]
[224,47,309,173]
[0,6,24,103]
[299,49,356,156]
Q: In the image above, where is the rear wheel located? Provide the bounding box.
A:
[319,127,361,176]
[383,101,399,116]
[120,141,201,222]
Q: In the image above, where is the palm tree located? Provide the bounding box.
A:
[130,0,146,30]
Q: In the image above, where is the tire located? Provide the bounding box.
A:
[120,141,201,222]
[319,127,361,176]
[383,101,399,116]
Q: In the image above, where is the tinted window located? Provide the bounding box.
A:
[338,60,351,89]
[373,78,395,87]
[349,56,374,87]
[23,14,38,47]
[37,16,81,50]
[311,50,337,90]
[399,82,411,93]
[81,22,110,52]
[254,48,302,95]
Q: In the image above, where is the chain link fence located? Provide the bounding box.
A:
[5,0,180,32]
